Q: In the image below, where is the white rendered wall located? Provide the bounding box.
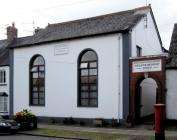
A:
[13,34,123,120]
[0,66,9,116]
[131,11,162,57]
[166,70,177,120]
[140,78,157,117]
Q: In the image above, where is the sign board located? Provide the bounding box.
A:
[54,44,69,55]
[132,59,161,73]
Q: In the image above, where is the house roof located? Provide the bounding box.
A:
[0,40,10,65]
[10,6,151,48]
[166,23,177,68]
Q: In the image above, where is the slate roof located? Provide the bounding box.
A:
[10,6,151,48]
[166,23,177,68]
[0,40,10,65]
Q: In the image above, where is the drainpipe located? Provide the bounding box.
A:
[118,34,122,123]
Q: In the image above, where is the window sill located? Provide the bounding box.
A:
[0,84,7,86]
[0,112,8,113]
[29,105,45,107]
[77,105,98,108]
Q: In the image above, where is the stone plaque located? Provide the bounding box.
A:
[133,59,161,73]
[54,44,69,55]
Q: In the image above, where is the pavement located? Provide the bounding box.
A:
[38,123,177,137]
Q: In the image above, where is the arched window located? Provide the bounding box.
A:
[30,55,45,106]
[78,50,98,107]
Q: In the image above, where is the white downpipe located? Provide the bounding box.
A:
[117,34,121,122]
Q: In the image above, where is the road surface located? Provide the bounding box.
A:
[0,134,76,140]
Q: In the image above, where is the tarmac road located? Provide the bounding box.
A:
[0,134,76,140]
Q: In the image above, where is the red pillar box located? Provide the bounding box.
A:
[154,104,165,140]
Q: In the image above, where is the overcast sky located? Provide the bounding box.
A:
[0,0,176,49]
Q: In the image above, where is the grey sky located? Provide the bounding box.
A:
[0,0,176,49]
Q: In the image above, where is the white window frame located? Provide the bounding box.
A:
[0,70,6,84]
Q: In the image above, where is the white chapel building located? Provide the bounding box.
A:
[6,5,164,122]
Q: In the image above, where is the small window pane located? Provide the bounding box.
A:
[89,76,97,83]
[33,93,38,98]
[39,87,45,92]
[32,73,38,78]
[90,62,97,68]
[33,56,44,65]
[81,85,88,91]
[39,66,45,71]
[81,76,88,83]
[80,63,88,68]
[37,56,45,65]
[39,99,45,105]
[33,87,38,92]
[90,92,97,98]
[39,93,45,98]
[33,79,38,85]
[89,69,97,75]
[39,72,44,78]
[81,99,88,106]
[90,85,96,91]
[33,99,38,105]
[31,67,37,72]
[81,92,88,98]
[90,99,97,106]
[81,70,88,76]
[38,78,44,86]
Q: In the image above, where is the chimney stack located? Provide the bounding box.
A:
[7,22,18,41]
[34,27,42,34]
